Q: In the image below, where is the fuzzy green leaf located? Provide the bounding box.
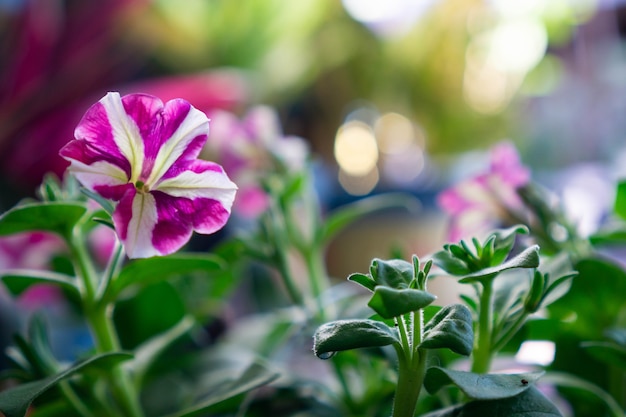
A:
[420,304,473,355]
[420,387,562,417]
[458,245,540,284]
[313,319,399,358]
[367,287,436,319]
[347,272,376,292]
[490,225,529,265]
[431,249,471,276]
[370,258,414,289]
[424,367,544,400]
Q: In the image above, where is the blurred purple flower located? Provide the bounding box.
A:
[60,92,237,258]
[437,141,530,242]
[0,231,66,309]
[202,106,309,218]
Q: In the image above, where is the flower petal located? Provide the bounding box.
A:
[143,98,210,186]
[59,158,130,199]
[156,160,237,213]
[113,188,161,259]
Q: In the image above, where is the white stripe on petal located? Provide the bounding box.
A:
[156,170,237,211]
[124,192,159,258]
[66,160,128,191]
[147,106,208,186]
[101,92,145,183]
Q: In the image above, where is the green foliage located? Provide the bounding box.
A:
[582,328,626,370]
[368,287,436,319]
[106,253,226,301]
[431,226,538,283]
[420,387,562,417]
[320,193,421,245]
[0,270,78,299]
[165,363,279,417]
[0,353,133,417]
[313,319,399,358]
[420,304,473,356]
[424,367,544,400]
[613,180,626,221]
[0,202,87,242]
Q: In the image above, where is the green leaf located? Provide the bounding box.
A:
[550,257,626,339]
[490,225,529,265]
[0,270,78,298]
[130,316,196,388]
[420,304,473,355]
[319,193,421,244]
[0,202,87,241]
[347,272,376,292]
[589,228,626,246]
[0,352,133,417]
[614,180,626,220]
[313,319,399,358]
[108,253,225,301]
[420,387,562,417]
[458,245,540,284]
[370,258,414,289]
[424,367,544,400]
[367,287,436,319]
[167,362,279,417]
[581,341,626,370]
[431,249,471,276]
[542,371,623,417]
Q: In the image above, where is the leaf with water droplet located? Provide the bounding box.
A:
[317,351,336,360]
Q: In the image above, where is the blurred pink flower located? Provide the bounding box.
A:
[0,231,66,309]
[202,106,310,218]
[89,225,118,267]
[437,141,530,242]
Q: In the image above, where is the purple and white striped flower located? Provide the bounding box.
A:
[60,92,237,258]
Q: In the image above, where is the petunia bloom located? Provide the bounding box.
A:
[437,141,530,242]
[60,92,237,258]
[201,106,309,218]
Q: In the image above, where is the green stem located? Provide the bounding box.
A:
[58,381,98,417]
[87,305,143,417]
[304,244,330,322]
[491,310,529,353]
[267,207,305,307]
[331,357,357,412]
[392,348,426,417]
[391,310,426,417]
[472,280,494,374]
[70,224,144,417]
[273,240,305,307]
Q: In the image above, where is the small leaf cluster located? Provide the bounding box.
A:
[313,256,473,359]
[432,225,540,283]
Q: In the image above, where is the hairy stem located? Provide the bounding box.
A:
[472,280,494,374]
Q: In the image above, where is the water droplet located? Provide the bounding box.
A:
[317,351,336,360]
